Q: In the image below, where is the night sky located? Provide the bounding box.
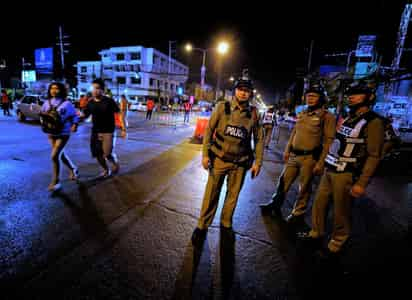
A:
[0,0,408,101]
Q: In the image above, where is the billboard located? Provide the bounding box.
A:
[35,48,53,74]
[355,35,376,57]
[319,65,346,76]
[354,62,378,79]
[21,70,36,83]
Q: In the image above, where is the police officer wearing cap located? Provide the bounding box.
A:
[260,83,336,225]
[191,77,264,245]
[301,81,384,256]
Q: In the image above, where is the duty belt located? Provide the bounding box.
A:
[290,147,316,156]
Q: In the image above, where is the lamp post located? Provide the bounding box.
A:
[185,44,208,90]
[186,41,230,101]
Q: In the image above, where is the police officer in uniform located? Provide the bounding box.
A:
[300,81,385,256]
[191,78,264,245]
[262,106,276,149]
[260,84,336,225]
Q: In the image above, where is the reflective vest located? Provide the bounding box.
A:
[325,111,377,172]
[262,111,274,125]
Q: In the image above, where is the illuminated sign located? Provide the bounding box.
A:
[355,35,376,57]
[35,48,53,74]
[21,70,36,83]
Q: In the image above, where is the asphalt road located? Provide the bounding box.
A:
[0,111,409,299]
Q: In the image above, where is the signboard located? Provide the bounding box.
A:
[177,87,184,96]
[35,48,53,74]
[319,65,346,76]
[21,70,36,83]
[354,62,378,79]
[189,95,194,104]
[355,35,376,57]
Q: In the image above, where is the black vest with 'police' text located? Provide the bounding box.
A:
[325,111,378,173]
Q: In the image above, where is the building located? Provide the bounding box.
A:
[77,46,189,102]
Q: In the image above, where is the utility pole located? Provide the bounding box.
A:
[307,40,314,73]
[168,41,176,104]
[56,26,70,82]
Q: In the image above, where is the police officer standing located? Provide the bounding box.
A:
[260,84,336,225]
[300,81,385,256]
[191,78,264,245]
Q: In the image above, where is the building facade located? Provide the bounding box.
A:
[77,46,189,101]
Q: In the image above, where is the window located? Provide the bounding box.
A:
[103,66,112,71]
[153,55,158,65]
[133,65,140,72]
[116,53,125,60]
[130,52,141,60]
[81,66,87,73]
[164,82,168,90]
[150,78,155,86]
[22,96,35,104]
[170,84,174,91]
[131,77,141,84]
[117,77,126,84]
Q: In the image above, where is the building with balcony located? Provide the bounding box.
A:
[77,46,189,102]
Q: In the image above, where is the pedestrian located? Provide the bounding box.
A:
[262,106,276,149]
[183,101,191,124]
[191,77,264,245]
[1,90,11,116]
[81,78,122,178]
[79,94,89,112]
[260,83,336,226]
[146,98,155,120]
[119,95,128,137]
[40,82,79,192]
[299,81,385,258]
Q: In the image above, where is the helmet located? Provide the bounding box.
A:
[345,80,374,96]
[304,83,326,96]
[304,82,327,106]
[233,78,254,91]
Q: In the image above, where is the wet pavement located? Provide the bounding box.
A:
[0,111,409,299]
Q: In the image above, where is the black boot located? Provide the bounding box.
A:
[191,227,207,247]
[260,201,282,217]
[296,231,323,252]
[286,214,305,226]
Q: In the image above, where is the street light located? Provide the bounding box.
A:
[217,41,229,55]
[229,76,235,82]
[185,43,193,52]
[185,43,207,89]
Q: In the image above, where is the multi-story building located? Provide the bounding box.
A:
[77,46,189,102]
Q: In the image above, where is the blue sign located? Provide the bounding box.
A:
[177,87,183,95]
[35,48,53,74]
[319,65,346,76]
[356,35,376,57]
[354,62,378,79]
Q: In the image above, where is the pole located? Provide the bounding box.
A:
[216,59,222,101]
[59,26,65,81]
[307,40,314,73]
[346,51,353,73]
[168,41,171,103]
[200,50,206,90]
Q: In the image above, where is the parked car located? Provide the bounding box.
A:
[16,95,45,121]
[136,102,148,112]
[128,99,139,111]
